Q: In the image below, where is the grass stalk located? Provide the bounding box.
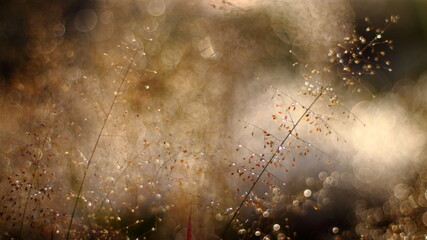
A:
[220,88,325,239]
[65,49,138,240]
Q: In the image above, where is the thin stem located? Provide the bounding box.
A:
[19,162,38,237]
[96,144,150,212]
[19,130,51,237]
[220,89,325,239]
[240,120,337,164]
[65,49,138,240]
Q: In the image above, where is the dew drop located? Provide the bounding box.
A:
[304,189,312,198]
[332,227,339,234]
[215,213,223,222]
[262,211,270,218]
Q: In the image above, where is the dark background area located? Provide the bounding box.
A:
[350,0,427,90]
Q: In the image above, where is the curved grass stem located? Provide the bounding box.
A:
[19,129,51,238]
[19,162,38,237]
[220,88,325,239]
[65,49,138,240]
